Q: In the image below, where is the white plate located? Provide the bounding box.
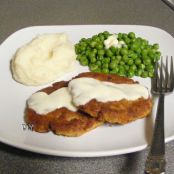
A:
[0,25,174,157]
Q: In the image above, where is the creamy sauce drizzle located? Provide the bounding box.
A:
[27,87,77,115]
[68,77,149,106]
[104,34,125,49]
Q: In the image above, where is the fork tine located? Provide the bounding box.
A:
[165,56,169,90]
[152,61,158,92]
[170,56,174,91]
[159,57,163,92]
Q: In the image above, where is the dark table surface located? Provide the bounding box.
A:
[0,0,174,173]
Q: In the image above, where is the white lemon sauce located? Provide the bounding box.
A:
[27,87,77,115]
[68,78,149,106]
[28,78,149,115]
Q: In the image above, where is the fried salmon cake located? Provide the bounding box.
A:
[69,72,152,124]
[25,80,103,137]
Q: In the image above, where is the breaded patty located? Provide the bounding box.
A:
[50,108,102,137]
[25,80,103,137]
[71,72,152,124]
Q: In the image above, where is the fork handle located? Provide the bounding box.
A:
[145,94,166,174]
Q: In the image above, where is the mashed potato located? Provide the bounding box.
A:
[11,33,76,86]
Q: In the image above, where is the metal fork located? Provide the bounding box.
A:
[144,56,174,174]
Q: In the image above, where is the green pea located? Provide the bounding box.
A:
[117,33,122,40]
[110,69,118,74]
[113,67,119,73]
[130,65,137,71]
[80,41,87,47]
[98,49,105,56]
[76,55,82,60]
[106,49,113,57]
[122,33,128,40]
[127,71,135,78]
[118,69,126,76]
[141,49,148,58]
[80,46,86,51]
[148,51,155,59]
[123,55,129,62]
[80,38,86,42]
[130,43,139,51]
[120,48,128,55]
[109,61,117,70]
[80,58,88,66]
[139,64,146,70]
[115,48,120,55]
[136,37,143,43]
[116,55,122,61]
[92,35,98,40]
[148,71,154,77]
[119,61,125,66]
[93,49,97,54]
[95,37,101,42]
[143,58,151,65]
[118,65,125,76]
[141,71,148,78]
[88,52,96,59]
[103,57,110,63]
[90,57,96,63]
[135,48,141,54]
[136,69,143,76]
[102,63,109,69]
[124,37,131,44]
[90,41,97,48]
[124,65,129,71]
[142,39,148,46]
[98,33,105,41]
[86,38,91,44]
[102,68,109,73]
[89,64,98,71]
[155,51,161,60]
[103,31,110,35]
[128,32,136,39]
[75,47,81,54]
[103,31,110,39]
[145,64,154,71]
[127,59,134,65]
[129,53,138,60]
[153,43,159,50]
[110,46,117,54]
[111,56,116,61]
[96,43,103,49]
[96,61,102,67]
[135,59,141,65]
[85,49,91,57]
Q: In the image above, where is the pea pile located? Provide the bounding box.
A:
[75,31,161,78]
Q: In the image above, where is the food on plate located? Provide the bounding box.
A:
[69,72,152,124]
[26,80,103,137]
[75,31,161,78]
[25,72,152,137]
[11,33,76,86]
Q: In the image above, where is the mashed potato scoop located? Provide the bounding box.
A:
[11,33,76,86]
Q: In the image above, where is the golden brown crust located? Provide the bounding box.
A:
[73,72,136,84]
[25,79,103,136]
[71,72,152,124]
[50,108,103,137]
[78,98,152,124]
